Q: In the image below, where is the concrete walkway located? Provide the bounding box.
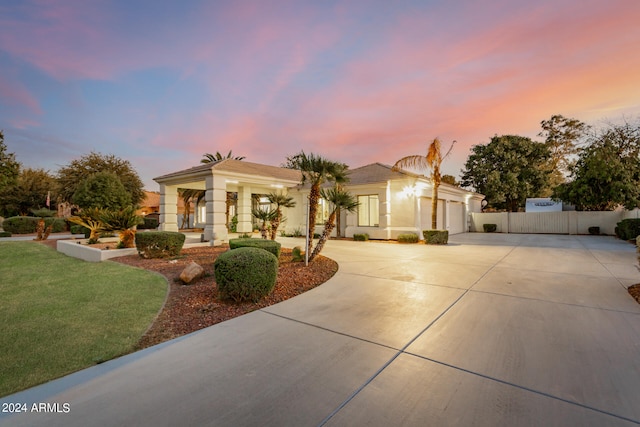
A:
[2,234,640,426]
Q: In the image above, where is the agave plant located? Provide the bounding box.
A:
[251,208,277,240]
[68,207,105,244]
[100,206,144,248]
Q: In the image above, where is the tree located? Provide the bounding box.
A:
[0,131,20,195]
[309,187,359,262]
[392,138,455,229]
[553,121,640,211]
[201,150,246,163]
[267,192,296,240]
[252,208,277,239]
[461,135,552,212]
[178,188,204,229]
[68,208,105,244]
[284,151,349,258]
[100,206,144,248]
[0,168,59,216]
[57,152,145,206]
[72,171,132,210]
[441,174,460,187]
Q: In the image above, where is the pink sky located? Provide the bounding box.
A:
[1,0,639,189]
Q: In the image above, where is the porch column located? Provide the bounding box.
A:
[236,185,253,233]
[203,175,228,244]
[158,184,179,232]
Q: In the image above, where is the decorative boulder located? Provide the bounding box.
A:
[180,261,205,284]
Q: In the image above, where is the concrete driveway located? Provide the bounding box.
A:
[2,234,640,426]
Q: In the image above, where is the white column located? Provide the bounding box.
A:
[236,185,253,233]
[158,184,179,232]
[203,174,228,244]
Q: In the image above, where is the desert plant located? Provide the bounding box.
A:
[214,247,278,302]
[397,233,419,243]
[423,230,449,244]
[135,231,185,259]
[588,226,600,235]
[483,224,497,233]
[267,192,296,240]
[100,207,144,248]
[252,208,277,239]
[68,208,105,244]
[292,246,304,262]
[353,233,369,241]
[229,238,281,258]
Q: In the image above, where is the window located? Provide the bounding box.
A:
[358,195,379,226]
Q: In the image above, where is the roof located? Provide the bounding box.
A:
[154,159,302,184]
[346,162,422,185]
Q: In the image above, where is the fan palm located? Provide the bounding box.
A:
[252,208,278,239]
[309,187,359,262]
[201,151,245,163]
[284,151,348,256]
[266,192,296,240]
[392,138,455,230]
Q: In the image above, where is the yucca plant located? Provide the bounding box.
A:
[68,207,105,244]
[252,208,278,240]
[267,192,296,240]
[100,206,144,248]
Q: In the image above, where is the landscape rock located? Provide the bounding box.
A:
[179,261,205,284]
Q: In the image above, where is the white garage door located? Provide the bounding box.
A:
[449,201,465,235]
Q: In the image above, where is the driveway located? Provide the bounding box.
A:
[2,234,640,426]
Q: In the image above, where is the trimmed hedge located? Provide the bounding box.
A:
[423,230,449,245]
[0,231,11,238]
[2,216,66,234]
[397,233,419,243]
[70,224,91,237]
[615,219,640,241]
[483,223,497,233]
[229,238,281,258]
[135,231,186,259]
[353,233,369,241]
[214,247,278,302]
[588,226,600,235]
[138,217,159,230]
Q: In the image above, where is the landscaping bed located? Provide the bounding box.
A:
[110,246,338,349]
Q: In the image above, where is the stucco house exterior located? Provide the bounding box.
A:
[154,159,483,244]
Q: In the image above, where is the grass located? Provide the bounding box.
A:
[0,242,167,397]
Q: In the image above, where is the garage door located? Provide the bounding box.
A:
[449,201,465,235]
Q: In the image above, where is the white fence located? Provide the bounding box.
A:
[470,210,640,235]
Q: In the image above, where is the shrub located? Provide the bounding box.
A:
[0,231,11,238]
[70,224,90,237]
[214,247,278,302]
[397,233,419,243]
[2,216,66,234]
[30,208,56,218]
[588,226,600,235]
[353,233,369,241]
[292,246,304,262]
[135,231,186,259]
[229,238,281,258]
[483,224,497,233]
[138,217,159,230]
[423,230,449,245]
[615,219,640,241]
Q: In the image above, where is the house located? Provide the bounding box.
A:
[153,159,483,244]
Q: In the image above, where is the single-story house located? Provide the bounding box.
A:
[153,159,484,244]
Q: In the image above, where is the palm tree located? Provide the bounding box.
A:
[392,138,455,230]
[252,208,277,239]
[68,207,105,244]
[100,206,144,248]
[201,150,246,163]
[267,192,296,240]
[178,188,205,229]
[309,187,359,262]
[284,151,348,257]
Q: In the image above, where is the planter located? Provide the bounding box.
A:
[57,238,137,262]
[423,230,449,245]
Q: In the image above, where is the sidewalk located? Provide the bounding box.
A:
[2,234,639,426]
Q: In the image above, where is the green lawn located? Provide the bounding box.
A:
[0,242,167,397]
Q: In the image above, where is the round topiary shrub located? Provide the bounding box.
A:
[353,233,369,241]
[214,247,278,302]
[229,238,281,258]
[135,231,186,259]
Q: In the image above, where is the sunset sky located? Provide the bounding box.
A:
[1,0,639,189]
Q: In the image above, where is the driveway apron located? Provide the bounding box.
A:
[2,234,639,426]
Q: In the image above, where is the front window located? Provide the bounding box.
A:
[358,195,379,226]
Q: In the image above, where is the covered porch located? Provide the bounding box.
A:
[153,159,302,245]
